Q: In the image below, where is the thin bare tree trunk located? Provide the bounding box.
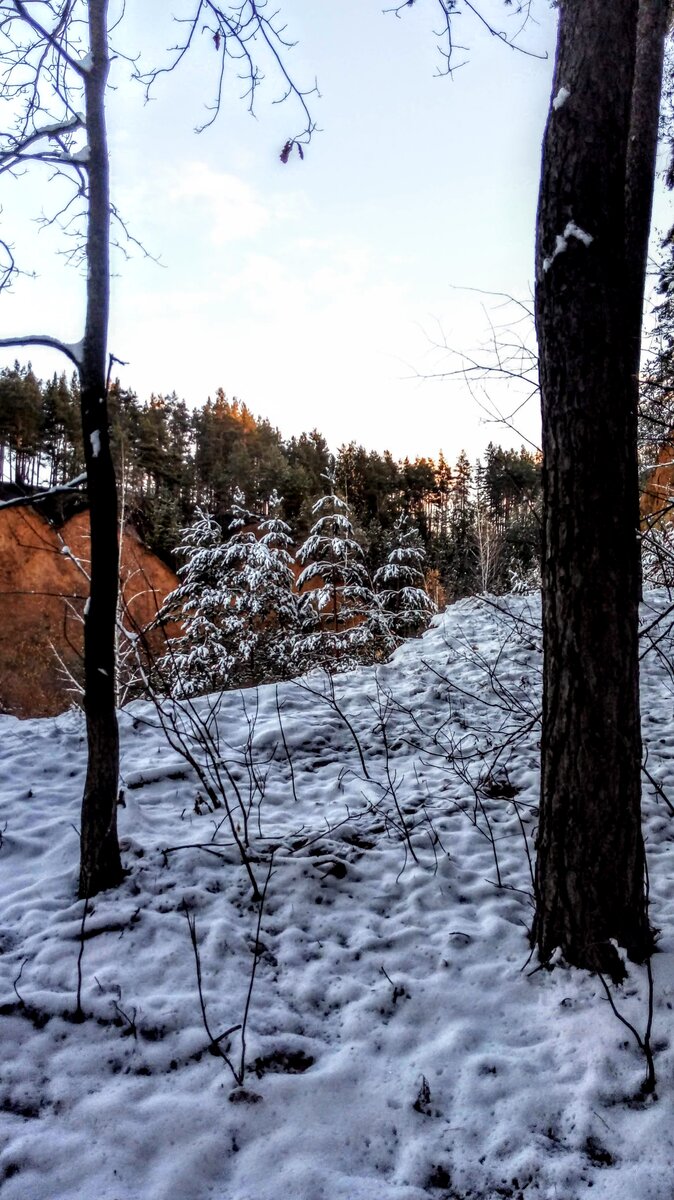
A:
[78,0,123,899]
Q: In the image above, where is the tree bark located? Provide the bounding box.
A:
[625,0,671,366]
[533,0,658,980]
[78,0,123,899]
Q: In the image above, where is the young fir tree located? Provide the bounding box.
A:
[156,490,300,695]
[295,465,376,670]
[235,489,299,682]
[372,512,436,644]
[155,508,233,698]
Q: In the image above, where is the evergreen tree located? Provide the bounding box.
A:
[41,371,82,486]
[444,451,478,600]
[401,456,437,537]
[296,464,377,670]
[155,509,234,698]
[283,428,332,535]
[373,512,436,644]
[156,488,302,696]
[249,490,299,680]
[0,364,43,485]
[2,357,547,605]
[217,486,300,684]
[432,451,452,541]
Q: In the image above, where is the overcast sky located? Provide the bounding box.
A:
[0,0,647,461]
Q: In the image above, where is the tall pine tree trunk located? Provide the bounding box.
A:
[626,0,671,352]
[78,0,123,899]
[533,0,663,979]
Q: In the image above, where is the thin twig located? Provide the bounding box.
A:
[182,899,241,1085]
[275,686,299,803]
[238,850,274,1083]
[75,896,89,1022]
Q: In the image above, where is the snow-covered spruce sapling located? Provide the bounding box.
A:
[295,467,377,670]
[154,508,234,698]
[372,512,436,644]
[215,488,300,686]
[214,487,266,687]
[139,614,270,890]
[156,491,300,696]
[247,490,300,681]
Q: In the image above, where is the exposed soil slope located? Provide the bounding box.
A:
[0,507,177,718]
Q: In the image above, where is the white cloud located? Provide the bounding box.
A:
[109,234,505,458]
[169,161,298,245]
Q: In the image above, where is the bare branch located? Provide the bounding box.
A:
[405,289,541,451]
[0,111,82,157]
[0,332,81,365]
[384,0,547,75]
[10,0,86,77]
[136,0,318,147]
[0,231,19,290]
[0,146,88,173]
[0,471,87,510]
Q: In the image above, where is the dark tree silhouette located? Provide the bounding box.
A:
[533,0,669,980]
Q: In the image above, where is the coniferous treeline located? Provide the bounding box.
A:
[0,363,542,600]
[0,363,83,488]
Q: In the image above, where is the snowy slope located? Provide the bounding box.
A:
[0,593,672,1200]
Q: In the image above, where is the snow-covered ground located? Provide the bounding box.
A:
[1,593,673,1200]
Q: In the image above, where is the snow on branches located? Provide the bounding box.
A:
[155,491,300,697]
[154,507,234,698]
[295,467,378,670]
[153,480,438,700]
[372,511,436,642]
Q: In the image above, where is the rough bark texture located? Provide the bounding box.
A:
[533,0,656,979]
[625,0,671,360]
[78,0,123,899]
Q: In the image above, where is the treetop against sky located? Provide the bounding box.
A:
[1,2,668,462]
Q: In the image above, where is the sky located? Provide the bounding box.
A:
[0,0,642,462]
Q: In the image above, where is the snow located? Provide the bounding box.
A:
[565,221,593,249]
[295,483,375,660]
[39,116,82,138]
[543,221,594,273]
[62,339,84,365]
[0,592,673,1199]
[89,430,101,458]
[552,86,571,111]
[156,502,300,695]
